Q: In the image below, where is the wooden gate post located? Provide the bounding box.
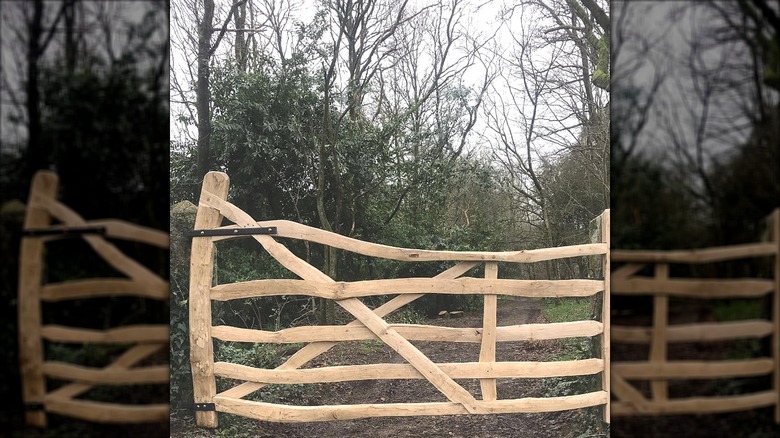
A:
[189,172,230,428]
[591,209,610,423]
[768,208,780,423]
[18,171,58,428]
[479,262,498,401]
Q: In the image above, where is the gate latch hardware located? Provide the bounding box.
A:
[187,226,277,238]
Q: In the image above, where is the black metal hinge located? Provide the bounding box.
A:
[22,226,106,237]
[24,402,44,411]
[186,226,277,238]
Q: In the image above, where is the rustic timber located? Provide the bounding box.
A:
[211,320,604,344]
[213,391,609,423]
[479,262,498,401]
[41,324,168,344]
[612,320,773,343]
[611,209,780,423]
[214,359,605,384]
[207,220,608,262]
[210,278,604,300]
[17,171,169,428]
[188,171,610,427]
[189,172,229,428]
[18,171,58,428]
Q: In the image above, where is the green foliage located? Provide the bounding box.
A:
[215,343,282,369]
[592,36,610,91]
[611,153,707,249]
[384,307,427,325]
[38,61,169,231]
[713,299,765,322]
[543,298,593,323]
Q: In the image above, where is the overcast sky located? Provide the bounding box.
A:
[0,1,166,152]
[613,1,778,168]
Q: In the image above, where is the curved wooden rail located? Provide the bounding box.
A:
[208,221,608,262]
[211,320,604,344]
[43,362,170,385]
[211,278,604,300]
[612,243,777,263]
[41,324,169,344]
[37,220,169,248]
[214,359,605,384]
[41,279,168,301]
[213,391,609,423]
[45,397,168,423]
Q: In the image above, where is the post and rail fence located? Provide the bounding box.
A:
[188,171,611,427]
[18,171,170,427]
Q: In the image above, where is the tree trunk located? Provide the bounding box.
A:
[196,0,215,181]
[25,0,44,181]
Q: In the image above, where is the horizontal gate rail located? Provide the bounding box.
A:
[188,171,611,428]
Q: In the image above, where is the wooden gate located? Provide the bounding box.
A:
[188,171,610,426]
[611,209,780,422]
[18,171,170,427]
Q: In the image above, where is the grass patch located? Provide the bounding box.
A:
[713,299,764,322]
[543,297,593,323]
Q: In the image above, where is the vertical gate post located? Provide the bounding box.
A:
[189,172,230,428]
[18,171,58,428]
[650,264,669,403]
[768,208,780,423]
[479,262,498,401]
[591,209,610,423]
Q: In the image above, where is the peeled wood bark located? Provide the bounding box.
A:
[612,320,773,343]
[611,391,777,416]
[208,220,609,262]
[42,362,169,385]
[213,391,609,423]
[48,344,163,400]
[218,261,479,400]
[199,184,488,414]
[614,277,773,298]
[612,359,774,379]
[18,171,170,428]
[41,279,168,301]
[18,171,57,428]
[41,324,168,344]
[479,262,498,401]
[612,243,778,263]
[210,278,604,300]
[211,320,603,344]
[190,173,611,423]
[593,209,610,422]
[44,397,168,424]
[650,264,669,402]
[214,359,604,384]
[189,172,229,428]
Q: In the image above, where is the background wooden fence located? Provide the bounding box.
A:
[611,209,779,422]
[18,171,170,427]
[188,171,610,427]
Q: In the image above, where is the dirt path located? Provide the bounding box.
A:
[172,297,607,438]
